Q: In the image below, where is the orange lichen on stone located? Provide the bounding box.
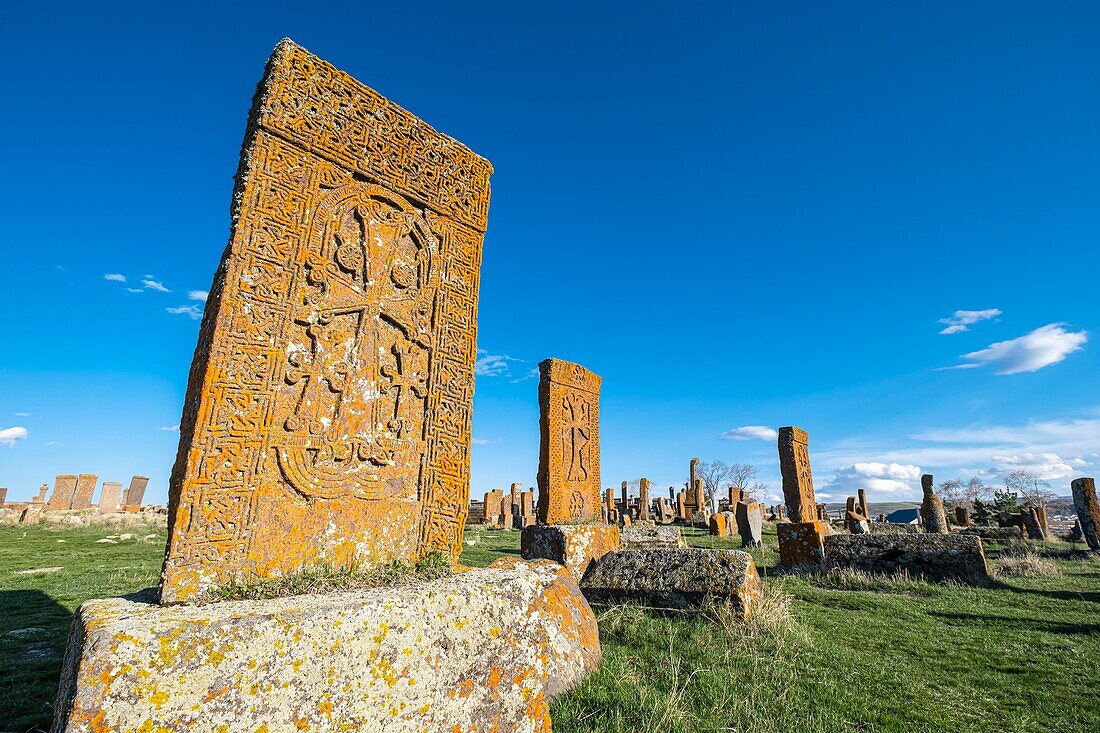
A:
[776,521,828,566]
[520,523,621,581]
[778,427,817,524]
[536,359,602,524]
[160,39,492,603]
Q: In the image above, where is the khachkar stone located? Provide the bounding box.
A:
[858,489,869,519]
[638,478,651,520]
[920,474,949,534]
[98,483,123,514]
[0,487,6,506]
[736,501,764,548]
[689,457,699,496]
[36,485,48,502]
[1071,477,1100,551]
[536,359,601,524]
[778,427,815,522]
[125,475,150,507]
[161,40,492,604]
[48,475,78,510]
[71,474,98,510]
[482,489,503,528]
[954,505,971,527]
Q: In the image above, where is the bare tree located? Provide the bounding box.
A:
[697,461,759,513]
[1005,469,1053,507]
[937,478,966,507]
[965,477,991,503]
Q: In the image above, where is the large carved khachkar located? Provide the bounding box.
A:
[162,40,491,603]
[536,359,602,524]
[778,426,816,524]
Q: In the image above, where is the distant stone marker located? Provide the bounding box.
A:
[736,500,764,548]
[536,358,602,524]
[124,476,149,507]
[638,477,651,521]
[1071,477,1100,550]
[99,482,122,514]
[162,39,491,604]
[35,485,48,502]
[920,474,949,534]
[70,474,98,510]
[47,475,78,510]
[0,487,6,507]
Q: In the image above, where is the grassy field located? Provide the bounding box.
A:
[2,520,1098,732]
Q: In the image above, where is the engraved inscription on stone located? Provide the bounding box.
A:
[537,359,602,524]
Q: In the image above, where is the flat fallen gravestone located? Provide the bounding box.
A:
[161,39,492,603]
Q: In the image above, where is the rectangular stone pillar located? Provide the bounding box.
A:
[125,475,150,507]
[35,485,48,502]
[1071,477,1099,550]
[858,489,869,519]
[0,487,6,507]
[48,475,78,510]
[777,521,828,566]
[98,482,122,514]
[778,427,816,523]
[536,359,602,524]
[638,478,651,521]
[71,474,98,510]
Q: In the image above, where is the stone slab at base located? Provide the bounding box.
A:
[580,548,760,617]
[51,559,599,733]
[521,523,621,580]
[822,534,990,581]
[777,521,830,566]
[619,524,687,550]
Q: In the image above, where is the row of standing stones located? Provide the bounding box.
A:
[49,40,1100,733]
[1,475,152,523]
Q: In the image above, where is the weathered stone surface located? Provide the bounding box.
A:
[162,40,491,603]
[778,427,816,523]
[920,474,949,534]
[735,501,764,548]
[537,359,601,524]
[961,526,1023,542]
[48,475,78,510]
[709,512,734,537]
[98,482,122,514]
[124,476,149,506]
[638,478,651,520]
[619,524,687,550]
[777,521,829,566]
[70,474,98,511]
[1071,477,1100,551]
[483,488,503,528]
[823,534,990,581]
[52,559,597,733]
[0,487,6,507]
[35,485,48,502]
[580,548,761,615]
[1022,508,1047,540]
[521,523,621,581]
[20,502,45,524]
[954,506,971,527]
[858,488,869,519]
[655,497,674,524]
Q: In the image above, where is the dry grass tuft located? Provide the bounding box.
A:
[993,549,1062,578]
[704,578,795,641]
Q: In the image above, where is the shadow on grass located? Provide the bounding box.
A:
[0,589,70,732]
[929,610,1100,635]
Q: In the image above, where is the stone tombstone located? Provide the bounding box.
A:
[676,491,687,521]
[954,505,970,527]
[858,489,869,519]
[483,489,503,528]
[0,487,6,507]
[161,40,492,604]
[920,474,949,534]
[638,478,651,520]
[1070,477,1100,551]
[48,475,78,510]
[520,490,535,527]
[655,497,673,524]
[689,457,699,494]
[668,486,675,500]
[778,427,816,523]
[736,501,764,548]
[536,359,601,524]
[620,481,629,517]
[71,474,98,510]
[99,482,123,514]
[509,483,522,529]
[36,485,48,502]
[125,475,150,507]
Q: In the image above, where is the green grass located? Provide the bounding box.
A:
[2,520,1098,732]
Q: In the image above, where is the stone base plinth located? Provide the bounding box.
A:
[580,548,761,617]
[619,524,687,550]
[777,521,829,566]
[51,559,600,733]
[521,523,621,580]
[823,534,990,581]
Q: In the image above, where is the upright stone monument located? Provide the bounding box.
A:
[0,487,6,507]
[621,480,629,518]
[858,488,870,519]
[638,477,651,520]
[35,485,48,503]
[47,475,78,510]
[1071,477,1100,551]
[776,426,829,565]
[98,482,122,514]
[736,500,764,549]
[124,475,150,507]
[52,40,599,733]
[920,474,949,534]
[70,474,98,510]
[525,358,618,578]
[954,505,971,527]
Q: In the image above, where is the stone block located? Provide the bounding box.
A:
[619,524,687,550]
[521,523,621,581]
[777,521,829,566]
[735,501,764,548]
[709,511,734,537]
[822,534,990,581]
[52,559,598,733]
[536,360,602,524]
[579,548,761,616]
[71,474,98,510]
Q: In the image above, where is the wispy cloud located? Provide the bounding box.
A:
[510,367,539,384]
[952,323,1086,374]
[0,426,29,447]
[166,305,202,320]
[938,308,1001,335]
[104,273,126,282]
[475,350,518,377]
[158,424,180,432]
[821,462,922,496]
[472,437,490,445]
[721,425,777,442]
[126,288,144,293]
[14,412,30,417]
[188,290,208,302]
[142,278,171,293]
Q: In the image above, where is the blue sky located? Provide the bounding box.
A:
[1,2,1097,506]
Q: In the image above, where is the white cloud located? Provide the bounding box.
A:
[126,288,144,293]
[0,426,29,447]
[822,462,922,496]
[188,290,208,302]
[104,273,126,282]
[510,367,539,384]
[158,424,180,432]
[953,323,1087,374]
[475,349,520,378]
[167,305,202,320]
[14,412,29,417]
[142,278,171,293]
[472,438,490,445]
[721,425,777,442]
[938,308,1001,335]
